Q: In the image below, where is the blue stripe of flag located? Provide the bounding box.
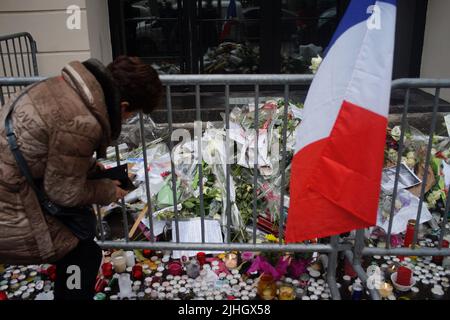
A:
[324,0,397,56]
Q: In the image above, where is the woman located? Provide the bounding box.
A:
[0,56,163,299]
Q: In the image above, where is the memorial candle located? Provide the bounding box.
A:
[101,262,113,278]
[224,253,238,270]
[378,282,393,298]
[396,266,413,286]
[132,265,143,281]
[113,256,127,273]
[404,220,416,247]
[196,252,206,266]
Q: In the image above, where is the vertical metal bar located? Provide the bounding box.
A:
[17,36,27,77]
[0,41,12,98]
[139,112,155,242]
[24,36,34,77]
[96,204,105,242]
[439,188,450,249]
[252,84,259,244]
[28,35,39,76]
[386,88,410,248]
[115,144,130,242]
[353,229,365,265]
[413,88,441,246]
[5,39,14,78]
[278,85,289,244]
[327,236,341,300]
[195,85,206,243]
[167,85,180,243]
[225,84,231,243]
[11,37,20,77]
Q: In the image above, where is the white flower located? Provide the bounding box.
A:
[387,148,398,162]
[406,151,415,160]
[391,126,401,141]
[406,158,416,169]
[309,55,322,74]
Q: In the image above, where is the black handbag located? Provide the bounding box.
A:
[4,84,97,241]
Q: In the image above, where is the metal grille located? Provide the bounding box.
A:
[0,33,39,105]
[1,75,450,301]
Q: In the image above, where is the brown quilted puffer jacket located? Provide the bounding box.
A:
[0,60,120,264]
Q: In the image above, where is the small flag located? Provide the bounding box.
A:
[220,0,238,41]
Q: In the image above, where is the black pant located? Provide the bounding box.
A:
[54,239,102,300]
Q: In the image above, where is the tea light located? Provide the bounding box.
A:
[145,277,153,287]
[224,253,238,269]
[321,293,330,300]
[378,282,393,298]
[431,286,445,299]
[309,270,320,278]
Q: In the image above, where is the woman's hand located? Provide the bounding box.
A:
[113,180,128,200]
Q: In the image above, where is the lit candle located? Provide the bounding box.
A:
[278,284,295,300]
[378,282,393,298]
[224,253,238,269]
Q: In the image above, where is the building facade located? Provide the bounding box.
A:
[0,0,449,100]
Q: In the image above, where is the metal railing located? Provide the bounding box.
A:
[1,75,450,301]
[0,33,39,105]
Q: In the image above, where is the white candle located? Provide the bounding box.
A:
[125,251,135,267]
[113,256,127,273]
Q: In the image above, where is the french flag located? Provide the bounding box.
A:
[285,0,397,242]
[220,0,238,41]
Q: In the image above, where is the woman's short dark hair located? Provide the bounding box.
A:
[107,56,163,114]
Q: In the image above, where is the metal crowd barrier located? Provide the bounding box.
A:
[1,75,450,301]
[0,33,39,105]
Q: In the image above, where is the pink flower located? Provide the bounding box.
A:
[241,252,255,262]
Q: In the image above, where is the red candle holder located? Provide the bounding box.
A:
[168,261,183,276]
[95,277,108,293]
[403,220,416,248]
[433,240,449,264]
[196,252,206,266]
[143,249,153,258]
[101,262,113,278]
[396,266,412,286]
[0,291,8,300]
[132,265,143,280]
[344,257,357,278]
[47,265,57,282]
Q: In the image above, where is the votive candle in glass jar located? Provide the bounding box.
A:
[257,274,277,300]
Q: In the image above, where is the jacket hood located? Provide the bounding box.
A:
[61,59,122,158]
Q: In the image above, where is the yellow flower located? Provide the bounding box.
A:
[217,253,226,260]
[265,234,279,242]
